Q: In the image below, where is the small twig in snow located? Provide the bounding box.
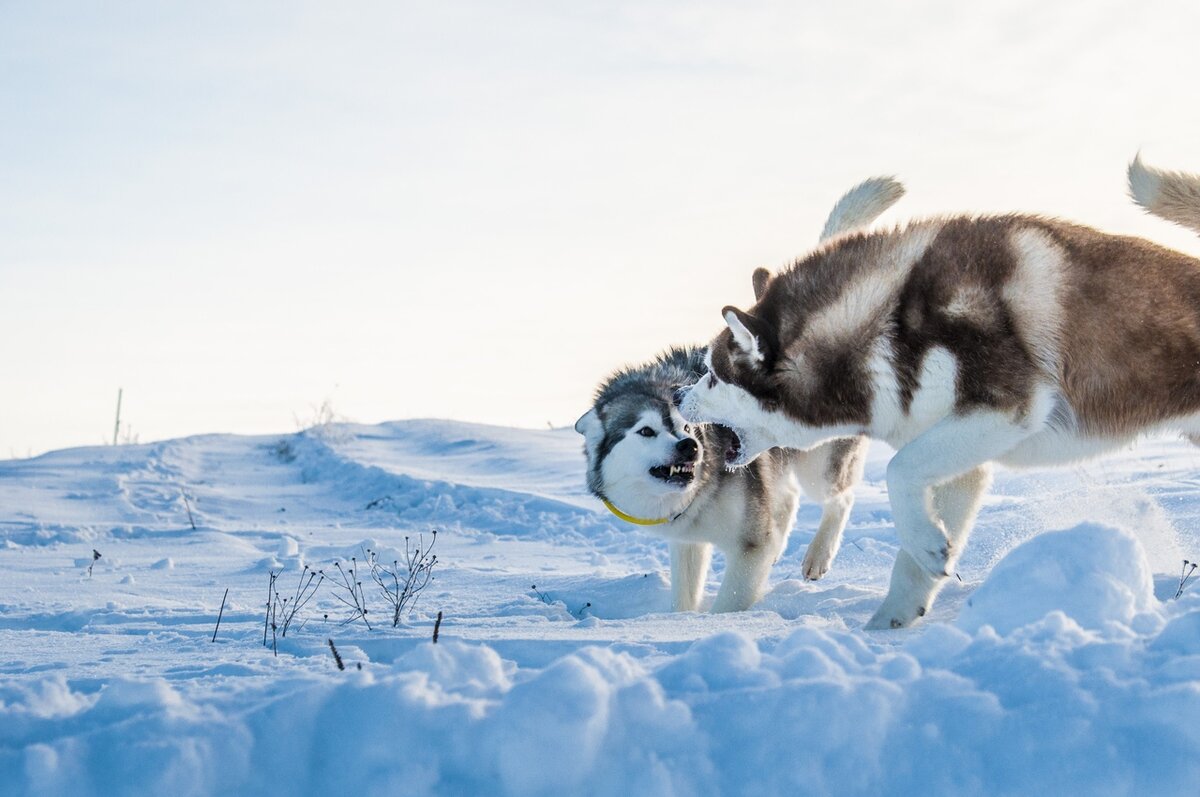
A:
[328,639,345,671]
[1175,559,1198,600]
[180,488,197,530]
[212,588,228,643]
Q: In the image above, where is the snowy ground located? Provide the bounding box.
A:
[2,419,1199,796]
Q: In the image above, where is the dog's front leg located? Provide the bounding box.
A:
[867,465,992,629]
[868,409,1036,629]
[670,541,712,612]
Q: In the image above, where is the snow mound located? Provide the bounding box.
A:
[531,572,672,620]
[957,523,1158,635]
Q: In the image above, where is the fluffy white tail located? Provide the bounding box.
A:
[1128,154,1200,236]
[819,176,906,242]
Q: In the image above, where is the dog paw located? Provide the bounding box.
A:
[864,610,902,630]
[801,545,834,581]
[865,603,927,630]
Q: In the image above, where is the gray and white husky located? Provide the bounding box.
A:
[575,177,904,612]
[681,155,1200,628]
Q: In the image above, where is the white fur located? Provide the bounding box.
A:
[800,492,854,580]
[679,372,857,464]
[724,310,764,364]
[1004,228,1066,375]
[869,345,959,448]
[598,410,697,520]
[803,226,939,347]
[669,541,712,612]
[819,176,906,242]
[574,409,603,458]
[656,464,800,612]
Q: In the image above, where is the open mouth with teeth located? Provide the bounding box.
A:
[649,462,695,486]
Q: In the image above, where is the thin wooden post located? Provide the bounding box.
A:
[113,388,123,445]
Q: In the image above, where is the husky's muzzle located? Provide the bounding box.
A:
[649,438,699,486]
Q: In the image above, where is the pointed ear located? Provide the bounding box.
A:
[722,306,767,364]
[751,268,770,301]
[574,408,603,441]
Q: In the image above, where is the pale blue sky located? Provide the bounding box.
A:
[4,1,1200,456]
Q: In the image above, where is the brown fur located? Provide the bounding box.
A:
[713,214,1200,438]
[1047,222,1200,435]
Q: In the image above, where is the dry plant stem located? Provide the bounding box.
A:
[276,565,323,637]
[433,610,442,643]
[181,488,197,530]
[212,588,228,643]
[329,559,372,630]
[1176,560,1198,600]
[266,574,280,657]
[328,639,345,671]
[263,571,279,646]
[365,532,438,628]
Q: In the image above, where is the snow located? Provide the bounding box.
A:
[2,419,1200,795]
[957,523,1158,635]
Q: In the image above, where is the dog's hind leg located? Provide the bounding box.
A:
[798,437,867,580]
[670,541,712,612]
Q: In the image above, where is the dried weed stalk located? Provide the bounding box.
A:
[365,531,438,627]
[328,558,372,630]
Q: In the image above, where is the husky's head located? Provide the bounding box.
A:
[576,349,710,521]
[678,269,856,467]
[677,306,793,468]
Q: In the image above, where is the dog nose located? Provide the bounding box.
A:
[675,438,698,460]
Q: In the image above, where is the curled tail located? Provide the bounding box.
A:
[819,176,906,242]
[1128,154,1200,235]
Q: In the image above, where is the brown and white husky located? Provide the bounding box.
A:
[680,155,1200,628]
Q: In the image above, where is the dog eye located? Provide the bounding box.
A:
[707,373,718,388]
[683,425,691,434]
[637,426,657,438]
